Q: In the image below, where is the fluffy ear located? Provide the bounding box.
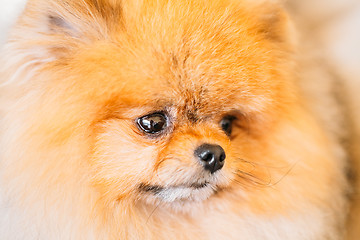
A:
[261,4,292,43]
[6,0,122,60]
[250,1,294,45]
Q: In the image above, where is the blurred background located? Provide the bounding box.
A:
[285,1,360,239]
[0,0,359,239]
[287,0,360,136]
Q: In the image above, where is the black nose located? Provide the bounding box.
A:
[194,144,226,174]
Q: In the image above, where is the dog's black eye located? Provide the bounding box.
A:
[220,116,236,136]
[137,113,167,134]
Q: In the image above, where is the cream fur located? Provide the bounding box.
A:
[0,0,350,239]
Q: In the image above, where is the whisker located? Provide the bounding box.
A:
[146,201,163,223]
[236,157,291,170]
[232,176,269,189]
[237,158,256,174]
[233,170,272,188]
[232,159,299,189]
[268,160,299,187]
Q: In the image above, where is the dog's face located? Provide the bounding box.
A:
[4,0,310,213]
[51,0,295,210]
[85,43,281,209]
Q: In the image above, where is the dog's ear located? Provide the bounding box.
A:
[258,3,292,43]
[256,1,295,46]
[6,0,122,60]
[239,0,293,45]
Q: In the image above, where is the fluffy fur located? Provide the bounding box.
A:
[0,0,349,239]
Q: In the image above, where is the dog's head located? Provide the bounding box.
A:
[3,0,318,213]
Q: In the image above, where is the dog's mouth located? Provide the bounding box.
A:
[139,182,210,193]
[138,181,217,203]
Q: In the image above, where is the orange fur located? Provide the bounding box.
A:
[0,0,349,239]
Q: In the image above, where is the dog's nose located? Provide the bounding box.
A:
[194,144,226,174]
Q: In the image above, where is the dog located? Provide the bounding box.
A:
[0,0,349,239]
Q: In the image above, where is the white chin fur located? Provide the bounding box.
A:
[156,184,216,203]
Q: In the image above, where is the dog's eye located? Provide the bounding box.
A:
[137,113,168,134]
[220,116,236,136]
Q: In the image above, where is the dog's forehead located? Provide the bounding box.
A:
[70,16,286,117]
[138,73,259,123]
[72,41,271,117]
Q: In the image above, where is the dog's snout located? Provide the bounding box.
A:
[194,144,225,174]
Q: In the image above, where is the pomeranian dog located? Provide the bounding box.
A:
[0,0,350,239]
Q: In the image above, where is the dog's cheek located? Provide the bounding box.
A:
[90,119,158,200]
